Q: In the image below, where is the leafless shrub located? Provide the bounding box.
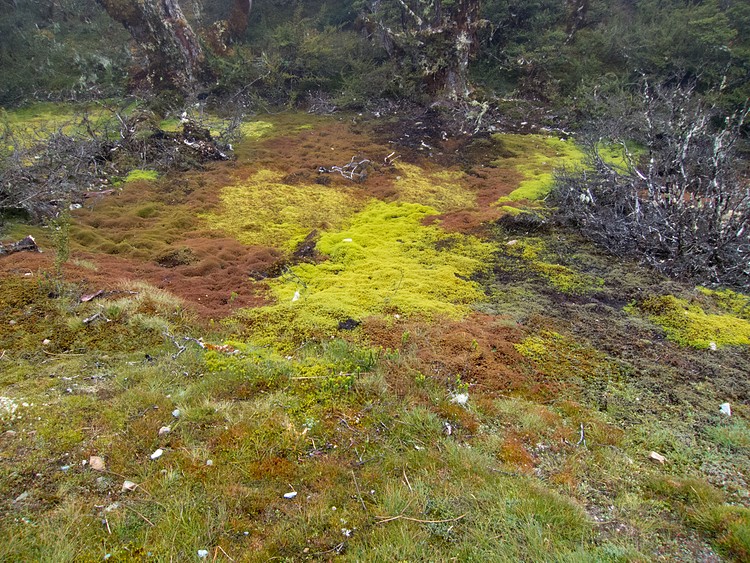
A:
[0,105,237,222]
[552,83,750,288]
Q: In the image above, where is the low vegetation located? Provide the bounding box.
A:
[1,107,748,562]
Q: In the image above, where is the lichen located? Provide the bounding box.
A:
[632,294,750,348]
[236,201,493,348]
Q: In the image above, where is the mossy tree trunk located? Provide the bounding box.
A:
[96,0,207,94]
[363,0,483,102]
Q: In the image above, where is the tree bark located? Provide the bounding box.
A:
[363,0,483,102]
[96,0,206,94]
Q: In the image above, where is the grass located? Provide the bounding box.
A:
[1,107,749,561]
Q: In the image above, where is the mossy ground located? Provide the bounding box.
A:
[1,106,749,561]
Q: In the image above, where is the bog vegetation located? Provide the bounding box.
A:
[0,1,749,562]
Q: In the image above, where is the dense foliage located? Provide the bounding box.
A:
[2,0,748,113]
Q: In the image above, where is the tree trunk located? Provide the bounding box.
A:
[363,0,483,102]
[96,0,206,94]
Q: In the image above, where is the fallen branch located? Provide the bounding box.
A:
[0,235,41,256]
[319,156,372,182]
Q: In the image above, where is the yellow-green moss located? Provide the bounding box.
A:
[236,201,493,347]
[632,295,750,348]
[697,287,750,321]
[201,169,364,251]
[502,238,603,294]
[240,120,274,140]
[515,330,617,383]
[394,163,475,212]
[124,169,159,183]
[492,134,586,203]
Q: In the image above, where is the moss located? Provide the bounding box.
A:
[632,294,750,348]
[201,169,364,251]
[515,330,618,389]
[124,169,159,183]
[240,120,275,140]
[394,163,475,212]
[697,287,750,321]
[236,201,493,348]
[492,134,586,203]
[501,238,604,294]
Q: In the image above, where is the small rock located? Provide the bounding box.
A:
[292,290,300,302]
[197,549,209,559]
[60,465,71,472]
[158,426,171,436]
[121,480,138,492]
[13,491,29,503]
[283,491,298,499]
[8,320,16,325]
[649,451,666,464]
[709,341,718,351]
[206,459,213,466]
[171,409,180,418]
[506,239,518,246]
[42,339,51,345]
[720,402,732,416]
[4,430,17,437]
[150,448,164,460]
[89,455,106,471]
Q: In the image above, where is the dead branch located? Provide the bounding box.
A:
[0,235,40,256]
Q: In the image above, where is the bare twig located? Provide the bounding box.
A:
[375,513,467,525]
[351,469,368,514]
[576,423,587,448]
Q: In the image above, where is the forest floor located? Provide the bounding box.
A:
[1,106,749,562]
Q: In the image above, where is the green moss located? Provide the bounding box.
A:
[124,169,159,183]
[240,120,274,140]
[394,163,475,212]
[632,295,750,348]
[201,169,364,251]
[697,287,750,321]
[236,201,493,348]
[492,134,586,203]
[502,238,604,294]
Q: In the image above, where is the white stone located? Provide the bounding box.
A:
[150,448,163,460]
[283,491,298,499]
[649,451,666,464]
[89,455,106,471]
[197,549,209,559]
[158,426,171,436]
[121,480,138,492]
[720,402,732,416]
